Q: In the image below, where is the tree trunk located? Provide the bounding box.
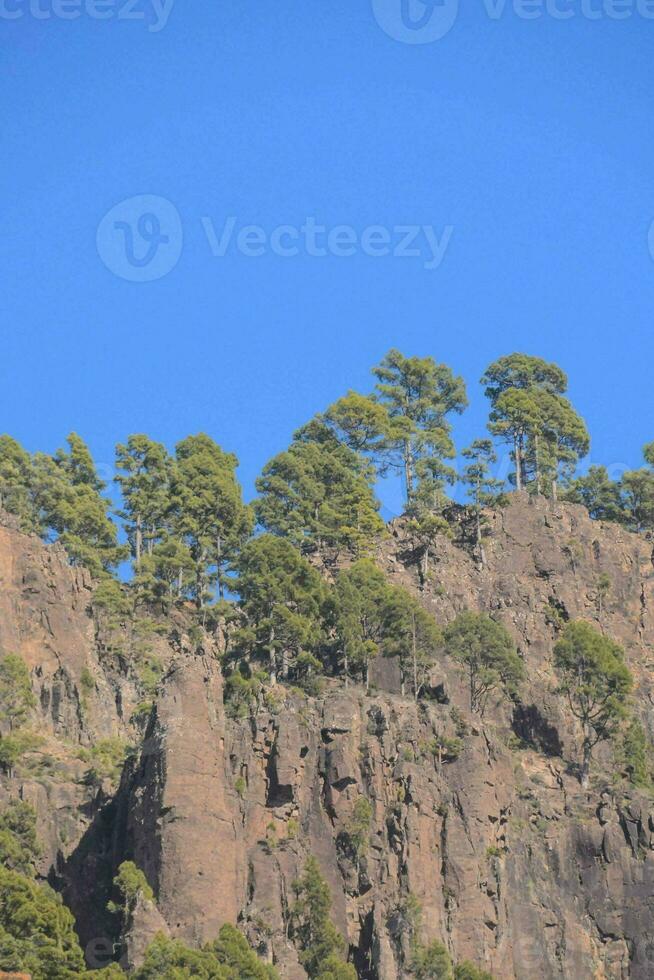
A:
[534,433,541,495]
[552,478,558,501]
[514,436,523,491]
[404,440,414,504]
[580,740,591,788]
[135,515,142,567]
[268,625,277,685]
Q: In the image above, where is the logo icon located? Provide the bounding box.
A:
[372,0,459,43]
[96,195,183,282]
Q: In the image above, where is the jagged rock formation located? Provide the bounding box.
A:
[1,497,654,978]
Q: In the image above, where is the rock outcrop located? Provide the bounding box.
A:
[1,497,654,978]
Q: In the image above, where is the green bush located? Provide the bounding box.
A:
[620,717,652,788]
[0,653,36,730]
[107,860,154,918]
[292,857,356,979]
[0,800,40,875]
[0,730,44,775]
[132,923,279,979]
[0,864,86,977]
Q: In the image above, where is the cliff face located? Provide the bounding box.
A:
[1,497,654,978]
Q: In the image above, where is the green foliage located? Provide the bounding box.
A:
[0,730,43,776]
[443,612,523,715]
[78,738,128,787]
[0,653,35,731]
[224,666,266,719]
[333,559,391,688]
[132,933,225,979]
[107,860,154,918]
[381,587,443,699]
[0,435,39,532]
[461,440,503,555]
[292,857,355,979]
[372,348,467,508]
[209,922,279,978]
[0,864,86,978]
[454,963,495,980]
[565,444,654,532]
[620,465,654,533]
[482,354,588,494]
[115,434,172,568]
[0,800,40,876]
[255,420,384,556]
[619,717,652,789]
[323,390,390,455]
[427,733,462,765]
[564,466,625,522]
[33,433,127,575]
[410,940,454,979]
[133,923,278,980]
[333,560,441,696]
[80,666,95,699]
[344,796,372,858]
[169,434,253,605]
[235,535,326,683]
[554,620,633,785]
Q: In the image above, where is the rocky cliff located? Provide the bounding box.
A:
[1,496,654,978]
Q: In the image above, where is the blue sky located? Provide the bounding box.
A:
[2,0,653,517]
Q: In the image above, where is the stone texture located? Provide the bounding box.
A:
[2,498,654,977]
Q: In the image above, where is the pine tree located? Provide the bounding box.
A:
[323,390,390,455]
[620,448,654,531]
[460,439,503,561]
[372,349,467,508]
[0,435,38,532]
[443,612,523,715]
[381,588,442,699]
[0,865,87,977]
[115,434,171,567]
[255,420,384,557]
[563,466,625,522]
[554,620,632,787]
[482,354,588,495]
[291,857,356,980]
[235,535,326,683]
[333,559,391,689]
[0,654,35,731]
[32,434,125,575]
[169,435,253,605]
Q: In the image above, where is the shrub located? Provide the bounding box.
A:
[0,653,35,730]
[0,865,86,976]
[79,737,128,787]
[0,800,40,875]
[107,860,154,918]
[0,730,44,776]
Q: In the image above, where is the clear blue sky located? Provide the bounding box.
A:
[2,1,653,517]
